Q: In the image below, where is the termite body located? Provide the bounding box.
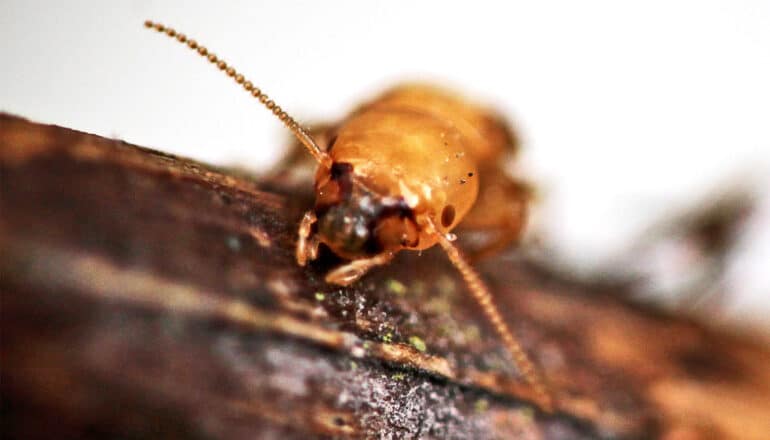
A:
[298,84,530,285]
[144,20,552,411]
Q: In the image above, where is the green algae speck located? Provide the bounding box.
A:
[408,335,427,352]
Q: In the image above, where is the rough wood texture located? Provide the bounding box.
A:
[2,113,769,439]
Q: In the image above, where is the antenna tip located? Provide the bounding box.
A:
[144,20,154,28]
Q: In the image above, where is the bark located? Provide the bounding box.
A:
[2,113,769,439]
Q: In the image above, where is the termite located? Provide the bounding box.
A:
[144,20,553,411]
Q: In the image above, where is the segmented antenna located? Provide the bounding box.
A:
[435,231,554,411]
[143,20,331,167]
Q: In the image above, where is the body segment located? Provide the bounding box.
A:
[311,84,518,258]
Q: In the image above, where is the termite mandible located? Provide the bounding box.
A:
[144,20,553,411]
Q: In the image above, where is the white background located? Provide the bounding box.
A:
[2,1,769,330]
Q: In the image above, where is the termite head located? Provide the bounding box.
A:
[313,162,420,259]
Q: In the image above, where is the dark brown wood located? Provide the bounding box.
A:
[2,113,769,439]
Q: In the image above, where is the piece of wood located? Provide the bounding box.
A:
[2,113,769,439]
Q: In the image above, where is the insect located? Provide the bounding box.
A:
[144,20,553,411]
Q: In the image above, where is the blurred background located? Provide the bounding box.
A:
[2,1,768,331]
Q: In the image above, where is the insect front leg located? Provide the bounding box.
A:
[325,252,394,286]
[296,210,320,266]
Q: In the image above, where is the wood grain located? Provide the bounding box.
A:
[2,114,769,439]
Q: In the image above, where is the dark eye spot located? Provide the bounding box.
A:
[441,205,456,227]
[331,162,353,179]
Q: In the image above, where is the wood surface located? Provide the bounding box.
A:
[2,114,769,439]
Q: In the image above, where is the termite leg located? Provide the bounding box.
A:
[464,218,526,262]
[296,211,320,266]
[325,252,394,286]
